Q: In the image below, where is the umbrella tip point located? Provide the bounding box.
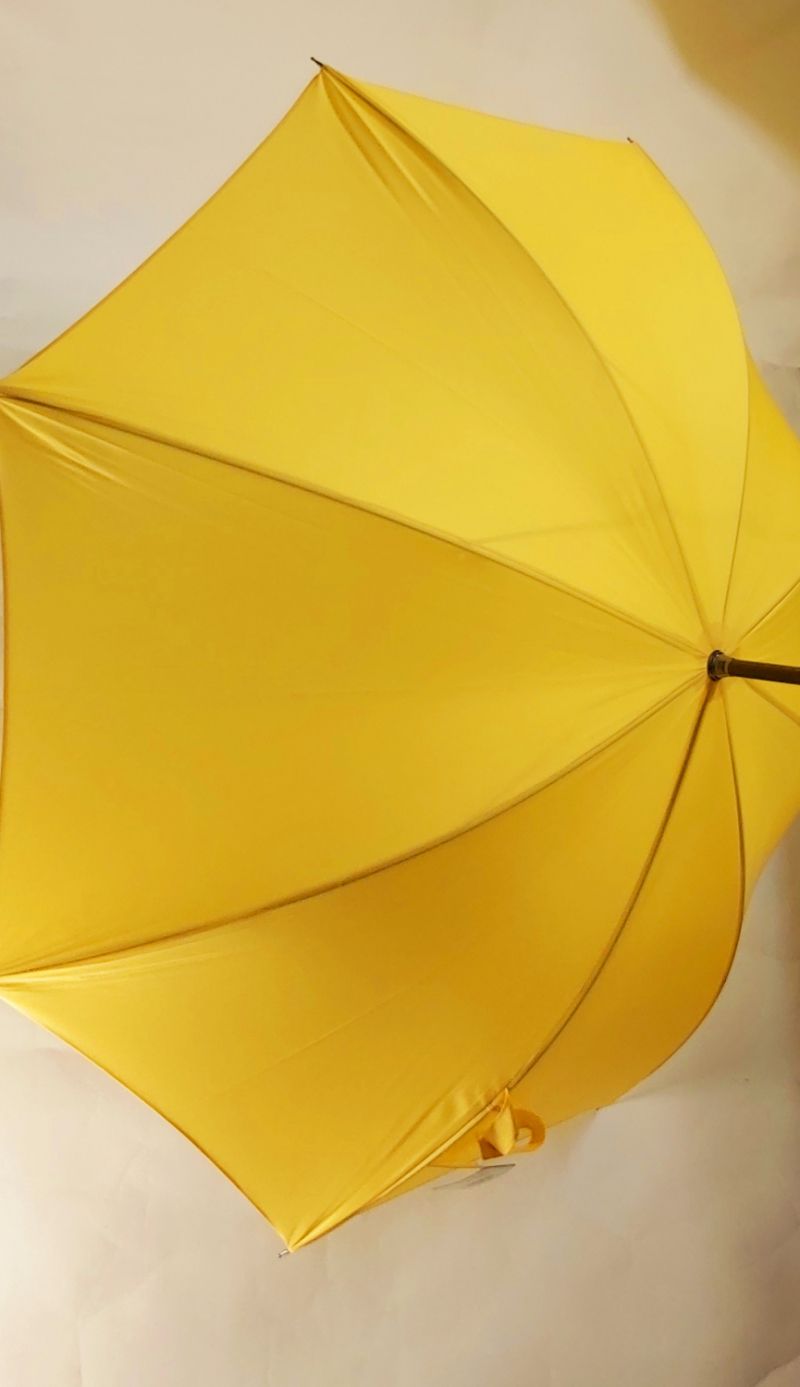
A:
[311,55,324,68]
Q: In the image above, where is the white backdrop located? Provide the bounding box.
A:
[1,3,799,1384]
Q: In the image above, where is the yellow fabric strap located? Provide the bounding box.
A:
[444,1091,546,1168]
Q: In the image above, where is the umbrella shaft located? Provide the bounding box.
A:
[708,651,800,686]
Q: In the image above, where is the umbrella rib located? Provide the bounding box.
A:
[718,364,752,634]
[500,680,714,1093]
[591,680,747,1111]
[732,571,800,652]
[321,67,716,648]
[738,674,800,731]
[320,683,744,1241]
[631,138,752,641]
[0,673,704,981]
[0,393,701,659]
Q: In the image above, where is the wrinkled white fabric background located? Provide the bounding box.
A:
[1,3,799,1384]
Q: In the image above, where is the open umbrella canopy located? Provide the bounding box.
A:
[0,65,797,1251]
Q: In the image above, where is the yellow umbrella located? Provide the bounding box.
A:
[0,65,797,1250]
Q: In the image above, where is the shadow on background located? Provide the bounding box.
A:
[778,815,800,952]
[646,0,800,163]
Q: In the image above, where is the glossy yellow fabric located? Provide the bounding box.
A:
[0,68,797,1248]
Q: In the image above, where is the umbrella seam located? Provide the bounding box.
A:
[602,682,748,1113]
[739,675,800,731]
[497,680,714,1093]
[630,681,748,1086]
[322,66,717,648]
[631,139,753,647]
[733,570,800,652]
[719,360,753,635]
[309,682,727,1247]
[0,394,703,660]
[0,673,704,981]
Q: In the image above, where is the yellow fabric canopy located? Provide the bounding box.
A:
[0,66,797,1249]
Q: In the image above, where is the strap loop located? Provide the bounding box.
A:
[445,1089,545,1168]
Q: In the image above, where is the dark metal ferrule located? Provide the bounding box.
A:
[707,650,800,686]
